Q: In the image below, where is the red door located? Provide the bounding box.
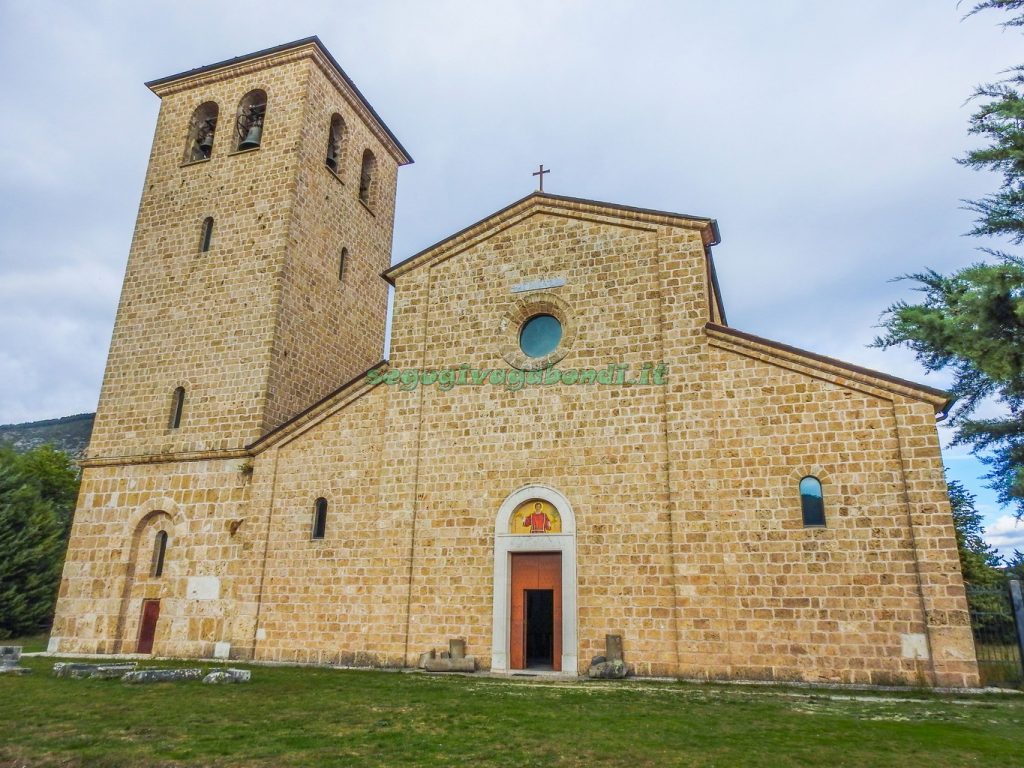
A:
[137,599,160,654]
[510,553,562,671]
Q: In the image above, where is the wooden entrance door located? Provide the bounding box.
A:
[510,553,562,671]
[137,599,160,654]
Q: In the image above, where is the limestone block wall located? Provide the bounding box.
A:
[55,163,978,687]
[50,459,258,658]
[88,58,314,458]
[251,385,411,665]
[262,59,398,429]
[670,335,979,687]
[891,398,978,687]
[88,46,403,461]
[692,347,930,684]
[391,214,689,675]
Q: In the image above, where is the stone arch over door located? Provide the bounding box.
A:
[491,484,578,673]
[113,498,183,652]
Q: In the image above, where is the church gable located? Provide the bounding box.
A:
[384,192,718,284]
[385,193,719,375]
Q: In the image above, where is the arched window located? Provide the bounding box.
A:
[151,531,168,577]
[235,89,267,151]
[359,149,376,206]
[169,387,185,429]
[185,101,218,162]
[200,217,214,252]
[326,114,345,173]
[338,247,348,282]
[312,498,327,540]
[799,476,825,527]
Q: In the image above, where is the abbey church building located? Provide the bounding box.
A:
[50,38,980,687]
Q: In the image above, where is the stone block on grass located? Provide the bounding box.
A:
[0,646,22,667]
[53,662,138,679]
[122,668,204,683]
[587,659,629,679]
[424,656,476,673]
[202,668,251,684]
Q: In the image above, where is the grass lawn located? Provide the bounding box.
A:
[2,657,1022,767]
[3,634,49,653]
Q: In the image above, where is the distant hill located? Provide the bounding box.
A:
[0,413,95,458]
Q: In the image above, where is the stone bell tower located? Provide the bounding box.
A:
[87,37,412,461]
[49,38,410,658]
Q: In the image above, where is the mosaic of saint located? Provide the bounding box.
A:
[509,499,561,534]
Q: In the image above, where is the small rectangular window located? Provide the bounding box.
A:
[200,218,214,252]
[312,498,327,540]
[151,531,168,577]
[170,387,185,429]
[800,476,825,527]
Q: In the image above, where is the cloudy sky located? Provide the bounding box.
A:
[1,1,1022,552]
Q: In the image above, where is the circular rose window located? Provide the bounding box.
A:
[519,314,563,358]
[499,292,574,370]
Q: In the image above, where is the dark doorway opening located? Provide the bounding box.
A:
[509,552,562,671]
[137,599,160,654]
[525,589,554,668]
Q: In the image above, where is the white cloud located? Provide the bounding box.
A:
[0,1,1021,426]
[985,516,1024,554]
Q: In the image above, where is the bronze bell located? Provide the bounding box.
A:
[239,123,262,150]
[197,132,214,155]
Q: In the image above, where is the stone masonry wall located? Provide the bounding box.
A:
[87,58,311,458]
[396,212,681,675]
[243,198,977,684]
[692,347,934,685]
[263,59,397,430]
[50,458,255,657]
[87,49,399,461]
[53,43,407,664]
[252,386,411,666]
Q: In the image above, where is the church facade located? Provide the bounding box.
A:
[50,38,980,687]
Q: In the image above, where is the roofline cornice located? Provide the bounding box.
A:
[705,322,953,413]
[383,192,718,285]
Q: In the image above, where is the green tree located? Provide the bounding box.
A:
[0,445,79,639]
[1006,548,1024,580]
[960,1,1024,242]
[875,1,1024,516]
[949,478,1005,585]
[16,445,80,533]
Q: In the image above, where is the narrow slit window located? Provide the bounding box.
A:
[170,387,185,429]
[800,476,825,527]
[235,89,267,151]
[200,217,214,252]
[151,531,168,577]
[359,149,376,205]
[339,247,348,282]
[312,498,327,540]
[326,114,345,172]
[185,102,219,162]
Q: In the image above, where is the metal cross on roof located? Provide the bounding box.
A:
[532,164,550,192]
